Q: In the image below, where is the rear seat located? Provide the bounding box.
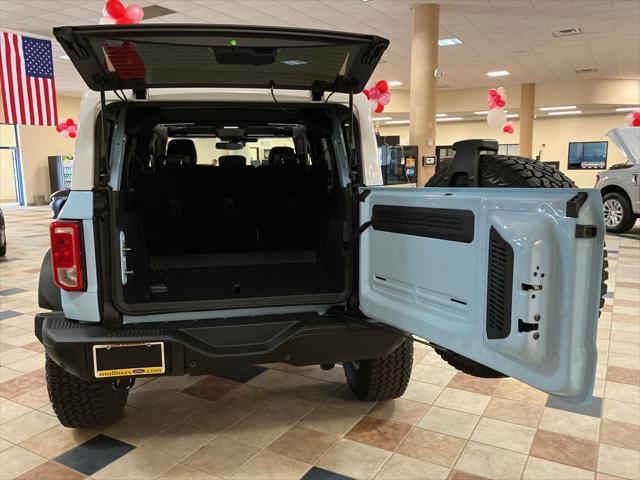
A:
[138,144,325,256]
[258,147,324,251]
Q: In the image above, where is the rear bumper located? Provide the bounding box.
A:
[35,312,405,381]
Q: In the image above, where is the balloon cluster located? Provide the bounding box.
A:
[55,118,78,139]
[626,111,640,127]
[486,87,514,135]
[100,0,144,25]
[363,80,392,113]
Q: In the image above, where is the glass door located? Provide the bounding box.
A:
[0,124,25,206]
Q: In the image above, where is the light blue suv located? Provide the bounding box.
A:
[37,24,606,428]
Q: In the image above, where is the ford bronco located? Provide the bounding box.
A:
[37,25,606,427]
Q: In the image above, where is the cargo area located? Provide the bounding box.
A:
[112,103,353,310]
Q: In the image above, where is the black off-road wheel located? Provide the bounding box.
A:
[344,338,413,401]
[426,154,607,378]
[46,355,131,428]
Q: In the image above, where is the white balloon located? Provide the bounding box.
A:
[102,5,109,17]
[497,86,506,96]
[487,108,507,128]
[99,16,116,25]
[62,129,69,138]
[369,98,378,112]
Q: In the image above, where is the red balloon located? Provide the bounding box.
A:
[633,118,640,127]
[106,0,126,19]
[116,15,134,24]
[374,102,384,113]
[497,100,506,108]
[66,118,74,126]
[363,89,370,99]
[376,80,389,94]
[69,131,77,138]
[55,125,62,132]
[633,111,640,119]
[489,89,498,97]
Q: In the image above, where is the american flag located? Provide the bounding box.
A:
[0,31,58,126]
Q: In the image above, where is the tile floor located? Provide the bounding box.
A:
[0,206,638,480]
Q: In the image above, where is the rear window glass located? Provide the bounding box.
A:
[168,137,296,167]
[98,40,358,89]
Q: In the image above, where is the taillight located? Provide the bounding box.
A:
[50,221,85,291]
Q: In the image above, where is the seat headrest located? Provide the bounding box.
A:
[167,139,197,165]
[161,154,192,168]
[268,146,296,166]
[219,155,247,168]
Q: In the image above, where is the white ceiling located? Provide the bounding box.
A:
[1,0,638,96]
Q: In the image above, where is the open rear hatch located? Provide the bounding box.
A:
[53,24,389,95]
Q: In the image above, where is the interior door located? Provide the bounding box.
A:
[359,187,605,404]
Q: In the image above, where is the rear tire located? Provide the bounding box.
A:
[45,355,130,428]
[602,192,636,233]
[426,154,607,378]
[344,338,413,401]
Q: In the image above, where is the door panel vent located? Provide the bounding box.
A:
[486,227,514,339]
[371,205,474,243]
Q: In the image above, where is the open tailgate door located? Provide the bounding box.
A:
[359,187,605,404]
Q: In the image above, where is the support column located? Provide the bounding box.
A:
[519,83,535,158]
[409,3,439,186]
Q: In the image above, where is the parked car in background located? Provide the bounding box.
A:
[49,190,70,219]
[0,208,6,257]
[596,127,640,233]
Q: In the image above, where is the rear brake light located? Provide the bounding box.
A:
[50,221,85,291]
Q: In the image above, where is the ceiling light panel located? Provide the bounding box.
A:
[486,71,510,77]
[548,110,582,116]
[539,106,577,111]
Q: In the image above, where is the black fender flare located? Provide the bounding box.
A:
[38,250,62,311]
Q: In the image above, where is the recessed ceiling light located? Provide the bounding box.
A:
[474,111,508,115]
[438,37,463,46]
[384,120,410,125]
[486,70,510,77]
[372,116,392,121]
[506,114,519,118]
[387,81,403,87]
[58,54,70,60]
[437,117,464,122]
[281,59,307,66]
[552,27,582,37]
[539,105,576,111]
[615,107,640,112]
[436,113,447,117]
[548,110,582,116]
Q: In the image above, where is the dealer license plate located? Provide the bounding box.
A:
[92,342,165,378]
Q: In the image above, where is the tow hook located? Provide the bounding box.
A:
[112,378,135,391]
[320,363,335,370]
